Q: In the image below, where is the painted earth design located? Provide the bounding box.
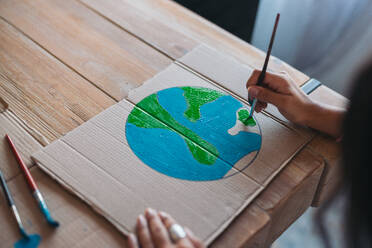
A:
[126,86,262,181]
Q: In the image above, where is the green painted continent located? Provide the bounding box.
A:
[181,86,224,122]
[238,109,256,126]
[127,93,219,165]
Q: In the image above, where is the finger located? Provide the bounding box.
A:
[246,69,261,87]
[145,208,171,247]
[185,227,204,248]
[255,105,264,113]
[255,101,267,113]
[127,233,139,248]
[136,214,154,248]
[247,70,291,94]
[260,101,268,110]
[263,73,292,93]
[158,211,176,229]
[247,70,260,103]
[248,86,288,108]
[159,211,194,247]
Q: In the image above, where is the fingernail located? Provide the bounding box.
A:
[158,211,167,218]
[248,87,259,98]
[146,208,156,217]
[128,233,136,242]
[137,214,146,227]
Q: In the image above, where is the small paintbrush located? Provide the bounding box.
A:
[248,13,280,118]
[0,169,30,239]
[6,134,59,228]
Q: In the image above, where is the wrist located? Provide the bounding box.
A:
[302,101,345,137]
[299,100,321,127]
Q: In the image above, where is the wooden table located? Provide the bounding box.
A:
[0,0,347,247]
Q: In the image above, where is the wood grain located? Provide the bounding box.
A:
[78,0,198,59]
[0,110,42,181]
[211,204,271,248]
[0,18,115,143]
[0,96,8,112]
[309,85,348,108]
[81,0,309,86]
[0,0,172,100]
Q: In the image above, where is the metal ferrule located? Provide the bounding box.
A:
[11,205,23,228]
[33,190,44,204]
[249,99,258,117]
[33,189,49,211]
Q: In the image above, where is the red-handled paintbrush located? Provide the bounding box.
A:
[6,134,59,228]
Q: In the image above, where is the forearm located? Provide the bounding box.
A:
[305,102,346,138]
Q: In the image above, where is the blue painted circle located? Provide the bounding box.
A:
[126,87,262,181]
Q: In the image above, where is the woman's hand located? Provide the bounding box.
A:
[127,208,205,248]
[246,69,345,138]
[247,69,314,125]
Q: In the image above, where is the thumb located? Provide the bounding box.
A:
[248,86,287,108]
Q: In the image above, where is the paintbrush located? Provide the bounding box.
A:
[248,13,280,118]
[5,134,59,228]
[0,169,30,239]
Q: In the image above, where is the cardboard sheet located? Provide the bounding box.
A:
[32,62,310,244]
[128,64,309,185]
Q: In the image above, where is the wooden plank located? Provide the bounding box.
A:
[0,0,172,100]
[308,134,343,206]
[309,85,348,108]
[78,0,198,59]
[255,148,324,246]
[0,18,115,143]
[0,96,8,112]
[81,0,309,86]
[307,85,348,206]
[0,167,126,248]
[0,110,42,181]
[211,204,271,248]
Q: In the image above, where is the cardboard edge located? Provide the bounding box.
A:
[31,151,131,237]
[262,137,312,186]
[204,184,265,245]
